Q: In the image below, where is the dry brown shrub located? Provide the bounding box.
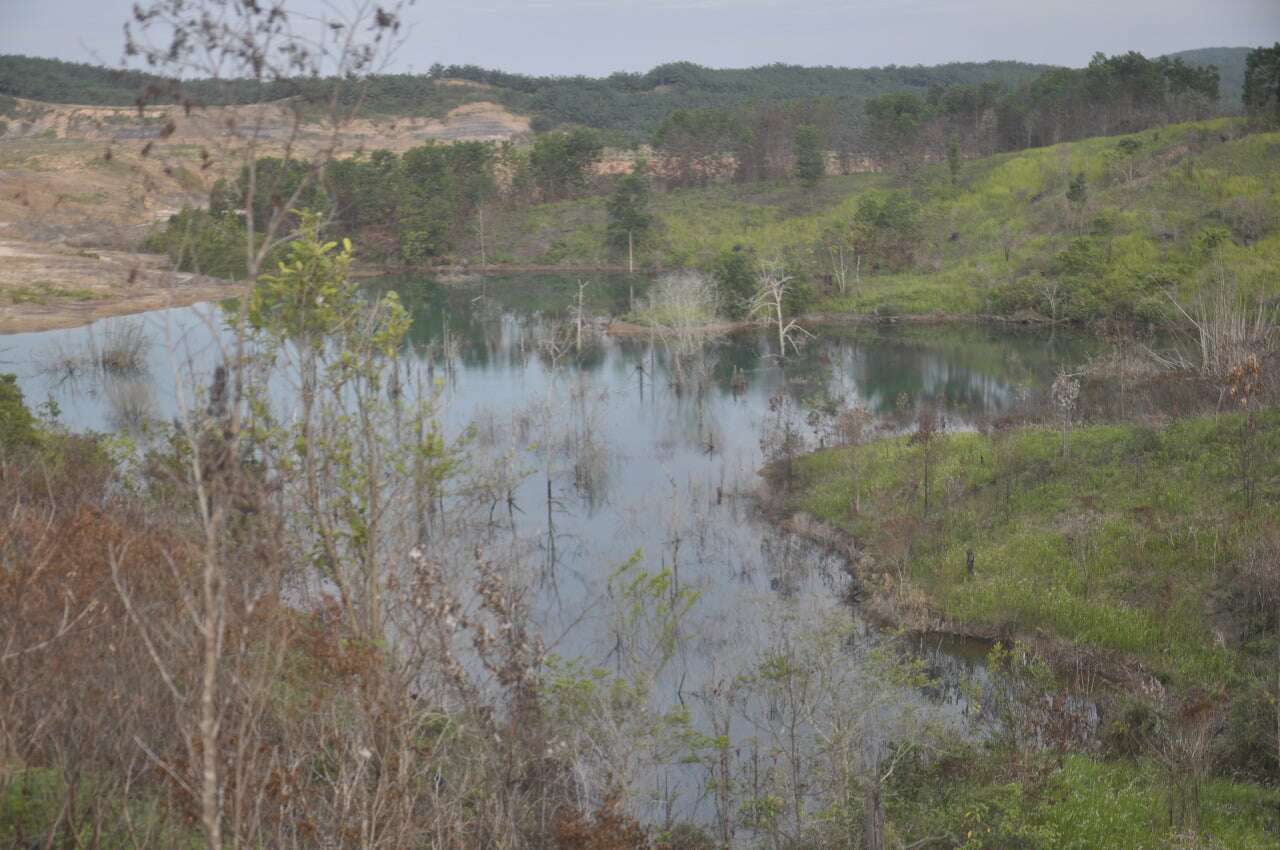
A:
[0,438,204,841]
[552,794,650,850]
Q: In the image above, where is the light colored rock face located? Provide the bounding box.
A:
[366,102,531,146]
[0,93,536,329]
[0,97,531,149]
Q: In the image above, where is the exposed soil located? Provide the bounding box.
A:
[0,95,531,332]
[0,96,529,150]
[0,237,238,332]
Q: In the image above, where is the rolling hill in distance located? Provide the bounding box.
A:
[0,47,1255,142]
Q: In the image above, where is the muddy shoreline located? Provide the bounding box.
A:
[0,280,243,334]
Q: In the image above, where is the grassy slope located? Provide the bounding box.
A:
[791,411,1280,846]
[890,750,1280,849]
[482,119,1280,323]
[790,411,1279,688]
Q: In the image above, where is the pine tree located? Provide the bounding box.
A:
[793,124,824,187]
[605,169,654,261]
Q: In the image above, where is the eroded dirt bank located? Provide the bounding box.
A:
[0,238,238,333]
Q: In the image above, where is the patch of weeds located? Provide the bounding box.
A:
[7,283,99,305]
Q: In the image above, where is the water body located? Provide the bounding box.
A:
[2,274,1097,822]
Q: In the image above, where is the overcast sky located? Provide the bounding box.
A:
[3,0,1278,76]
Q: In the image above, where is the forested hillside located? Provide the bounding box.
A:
[3,48,1252,151]
[1163,46,1253,107]
[420,60,1052,138]
[0,53,1048,139]
[466,119,1280,323]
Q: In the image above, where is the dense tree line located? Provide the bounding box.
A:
[994,52,1220,150]
[152,131,614,270]
[651,100,842,186]
[841,52,1225,171]
[0,53,341,109]
[652,51,1232,184]
[420,59,1051,139]
[1,50,1252,149]
[1243,43,1280,127]
[0,53,1048,140]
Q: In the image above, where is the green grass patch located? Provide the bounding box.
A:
[790,411,1280,689]
[484,120,1280,323]
[1,767,202,849]
[891,750,1280,849]
[6,282,98,304]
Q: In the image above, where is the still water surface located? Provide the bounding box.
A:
[2,275,1095,819]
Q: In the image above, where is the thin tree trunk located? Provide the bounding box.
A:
[863,779,884,850]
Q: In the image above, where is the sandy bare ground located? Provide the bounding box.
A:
[0,94,532,332]
[0,132,236,332]
[0,237,240,333]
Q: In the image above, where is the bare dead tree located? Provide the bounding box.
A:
[827,245,858,295]
[751,259,813,358]
[909,404,945,517]
[575,279,591,353]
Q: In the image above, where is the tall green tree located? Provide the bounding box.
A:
[325,150,400,236]
[605,170,654,261]
[398,145,456,265]
[1066,171,1088,230]
[0,373,39,451]
[397,142,496,265]
[864,92,928,171]
[710,246,757,319]
[235,157,329,232]
[528,128,604,200]
[1243,43,1280,126]
[792,124,824,187]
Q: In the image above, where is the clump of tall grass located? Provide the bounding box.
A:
[632,271,723,391]
[104,379,156,432]
[90,324,151,375]
[1158,276,1277,380]
[38,322,151,385]
[633,271,722,330]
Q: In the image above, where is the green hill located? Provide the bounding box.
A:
[3,49,1255,143]
[1163,46,1254,109]
[416,60,1053,138]
[479,117,1280,324]
[0,53,1052,141]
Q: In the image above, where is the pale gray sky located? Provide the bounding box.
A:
[2,0,1278,76]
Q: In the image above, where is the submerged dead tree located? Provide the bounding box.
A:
[752,259,812,358]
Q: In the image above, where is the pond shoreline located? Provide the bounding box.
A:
[606,310,1062,338]
[0,296,1068,337]
[0,279,244,334]
[0,252,1098,336]
[761,493,1155,698]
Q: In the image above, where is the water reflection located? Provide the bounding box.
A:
[4,277,1097,825]
[3,280,1092,668]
